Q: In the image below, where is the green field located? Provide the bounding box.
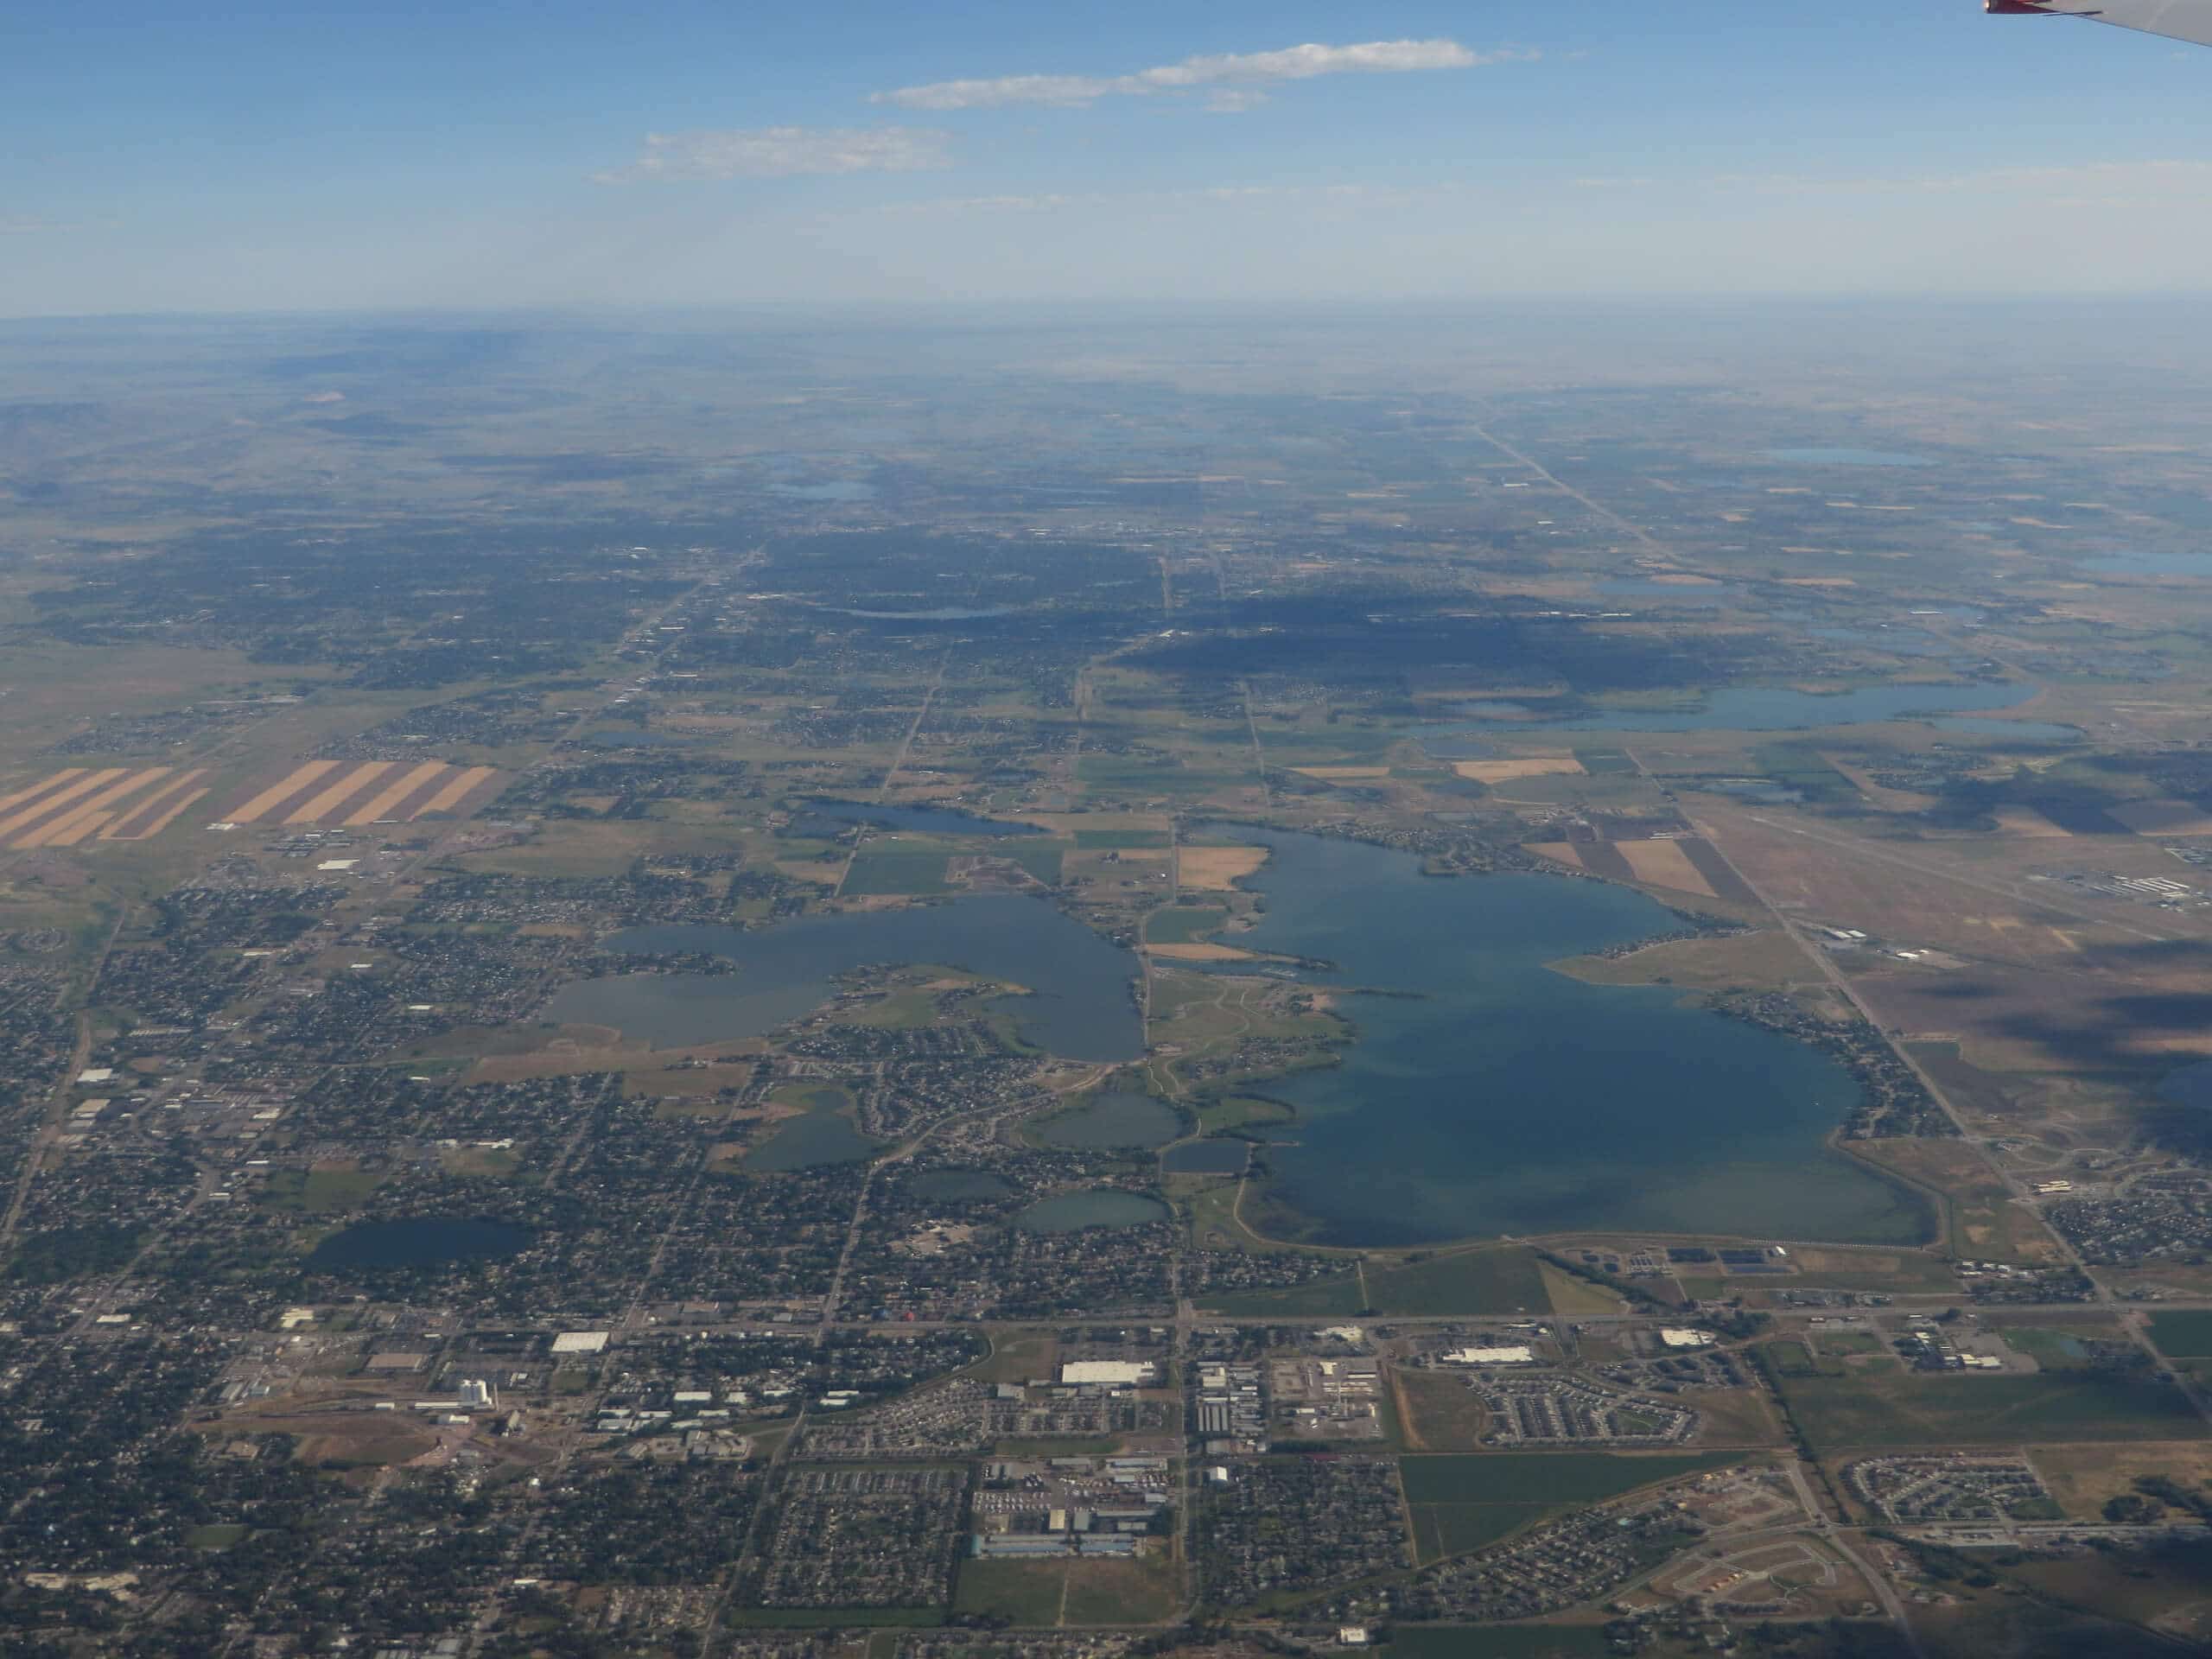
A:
[1205,1246,1554,1319]
[842,849,952,895]
[1077,828,1172,849]
[1194,1093,1294,1135]
[1764,1340,1843,1379]
[2149,1312,2212,1359]
[1999,1325,2126,1372]
[1401,1452,1738,1565]
[1147,905,1228,944]
[1001,843,1068,885]
[1572,749,1638,777]
[1363,1247,1554,1317]
[1400,1452,1739,1507]
[1751,741,1859,809]
[1407,1503,1549,1562]
[1772,1367,2205,1453]
[262,1165,382,1215]
[952,1558,1066,1625]
[1078,754,1253,798]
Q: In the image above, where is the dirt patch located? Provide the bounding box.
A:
[2112,799,2212,837]
[1178,846,1268,890]
[1451,756,1586,785]
[1144,943,1262,963]
[1993,806,2073,838]
[1614,838,1718,897]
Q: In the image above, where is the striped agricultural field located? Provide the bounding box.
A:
[14,768,172,849]
[0,766,210,851]
[0,770,90,817]
[226,760,341,823]
[102,771,213,841]
[413,766,499,817]
[219,760,505,828]
[283,761,396,825]
[0,769,127,842]
[342,760,449,826]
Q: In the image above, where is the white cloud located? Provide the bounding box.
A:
[0,215,61,234]
[595,125,952,183]
[875,39,1524,111]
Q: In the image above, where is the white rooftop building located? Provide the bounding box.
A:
[1060,1361,1154,1387]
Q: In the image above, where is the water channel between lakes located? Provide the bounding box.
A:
[1203,828,1929,1250]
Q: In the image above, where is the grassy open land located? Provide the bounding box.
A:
[1535,1262,1623,1317]
[1904,1535,2212,1657]
[2032,1440,2212,1520]
[1141,969,1345,1101]
[951,1559,1067,1626]
[2147,1311,2212,1363]
[1395,1367,1491,1452]
[1192,1093,1294,1135]
[842,847,954,896]
[453,817,750,878]
[1777,1246,1960,1294]
[1994,1320,2126,1372]
[965,1330,1060,1385]
[1847,1138,2064,1265]
[1692,1389,1788,1450]
[1204,1246,1554,1319]
[261,1162,383,1215]
[1364,1248,1554,1317]
[1076,828,1172,850]
[1767,1360,2205,1455]
[1400,1452,1740,1565]
[1078,753,1255,800]
[1549,927,1811,994]
[1146,905,1227,944]
[1059,1553,1182,1625]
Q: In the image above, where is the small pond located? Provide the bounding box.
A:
[1033,1092,1184,1150]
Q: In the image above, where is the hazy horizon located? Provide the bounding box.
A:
[8,0,2212,317]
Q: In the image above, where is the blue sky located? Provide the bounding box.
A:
[5,0,2210,314]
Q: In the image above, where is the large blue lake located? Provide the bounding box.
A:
[543,895,1143,1062]
[1216,829,1929,1249]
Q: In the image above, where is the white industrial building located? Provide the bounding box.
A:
[1060,1360,1154,1387]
